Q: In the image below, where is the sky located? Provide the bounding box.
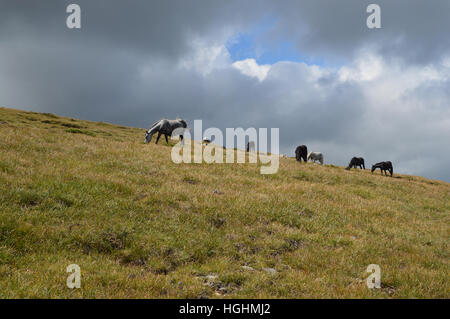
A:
[1,0,449,182]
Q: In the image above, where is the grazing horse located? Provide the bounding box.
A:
[145,119,187,144]
[346,157,365,170]
[295,145,308,162]
[307,152,323,165]
[371,161,393,176]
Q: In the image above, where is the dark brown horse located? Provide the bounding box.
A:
[295,145,307,162]
[371,161,393,176]
[346,157,365,170]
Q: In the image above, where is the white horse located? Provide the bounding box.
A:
[307,152,324,164]
[145,119,187,144]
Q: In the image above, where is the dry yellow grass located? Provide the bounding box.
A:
[0,106,448,298]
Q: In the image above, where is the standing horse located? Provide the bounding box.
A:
[307,152,323,164]
[295,145,308,162]
[145,119,187,144]
[371,161,393,176]
[346,157,365,170]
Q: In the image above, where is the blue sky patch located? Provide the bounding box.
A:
[226,17,325,66]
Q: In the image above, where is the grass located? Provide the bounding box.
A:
[0,106,449,298]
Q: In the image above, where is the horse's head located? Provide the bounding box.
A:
[144,130,151,143]
[371,165,376,173]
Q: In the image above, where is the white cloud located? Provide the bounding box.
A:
[338,54,384,82]
[232,58,271,81]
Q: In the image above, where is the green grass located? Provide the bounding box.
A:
[0,106,449,298]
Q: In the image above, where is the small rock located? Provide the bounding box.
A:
[263,267,277,275]
[213,189,223,195]
[241,266,254,271]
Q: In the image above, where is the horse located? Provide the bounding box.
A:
[307,151,323,164]
[371,161,393,176]
[346,157,365,170]
[145,119,187,144]
[295,145,307,162]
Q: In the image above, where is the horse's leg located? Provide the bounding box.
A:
[155,132,162,144]
[164,134,169,144]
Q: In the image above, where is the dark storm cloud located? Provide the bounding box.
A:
[267,0,450,65]
[3,1,449,64]
[0,1,449,181]
[0,0,264,58]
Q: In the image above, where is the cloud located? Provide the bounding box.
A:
[232,59,271,81]
[178,40,231,76]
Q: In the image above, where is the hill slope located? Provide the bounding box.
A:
[0,107,448,298]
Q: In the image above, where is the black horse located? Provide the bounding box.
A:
[371,161,393,176]
[295,145,307,162]
[346,157,365,170]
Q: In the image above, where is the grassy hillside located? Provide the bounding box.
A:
[0,106,448,298]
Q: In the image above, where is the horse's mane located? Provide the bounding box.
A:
[149,119,163,128]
